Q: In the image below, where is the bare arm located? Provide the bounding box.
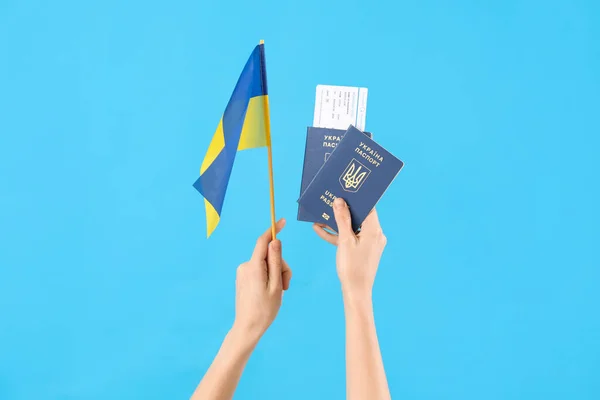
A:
[190,328,258,400]
[314,199,391,399]
[343,294,390,400]
[191,219,292,400]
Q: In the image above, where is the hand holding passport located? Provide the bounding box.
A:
[297,85,404,233]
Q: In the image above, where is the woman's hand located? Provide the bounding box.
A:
[233,219,292,342]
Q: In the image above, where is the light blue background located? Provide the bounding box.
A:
[1,0,599,399]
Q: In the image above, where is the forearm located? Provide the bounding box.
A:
[190,327,258,400]
[343,292,391,400]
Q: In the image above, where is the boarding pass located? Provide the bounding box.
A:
[312,85,368,131]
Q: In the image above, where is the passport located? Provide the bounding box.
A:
[297,127,372,223]
[297,125,404,233]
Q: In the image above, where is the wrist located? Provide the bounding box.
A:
[342,287,373,312]
[341,282,372,301]
[228,323,262,351]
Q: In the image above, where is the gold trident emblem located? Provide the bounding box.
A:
[340,159,371,192]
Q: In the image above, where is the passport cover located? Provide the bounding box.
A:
[297,127,372,223]
[297,125,404,233]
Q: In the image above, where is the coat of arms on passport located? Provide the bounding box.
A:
[340,158,371,193]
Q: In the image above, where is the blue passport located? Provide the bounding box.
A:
[297,127,372,223]
[297,125,404,233]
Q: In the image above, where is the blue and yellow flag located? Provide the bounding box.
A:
[193,42,270,237]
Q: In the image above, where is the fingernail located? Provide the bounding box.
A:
[271,240,281,252]
[334,198,345,209]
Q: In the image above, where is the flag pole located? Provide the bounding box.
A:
[259,39,277,240]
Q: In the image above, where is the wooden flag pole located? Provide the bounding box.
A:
[259,40,277,240]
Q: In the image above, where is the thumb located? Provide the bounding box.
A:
[333,198,355,242]
[267,240,283,291]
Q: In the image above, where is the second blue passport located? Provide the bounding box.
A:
[297,125,404,233]
[297,127,372,223]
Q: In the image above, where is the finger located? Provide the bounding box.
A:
[267,239,283,290]
[312,223,338,246]
[252,218,286,261]
[359,207,382,235]
[320,223,336,233]
[332,198,355,242]
[282,260,292,290]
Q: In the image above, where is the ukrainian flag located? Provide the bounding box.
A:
[193,42,270,237]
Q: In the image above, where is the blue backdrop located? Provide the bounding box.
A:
[1,1,598,399]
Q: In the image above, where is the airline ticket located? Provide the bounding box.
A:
[312,85,368,131]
